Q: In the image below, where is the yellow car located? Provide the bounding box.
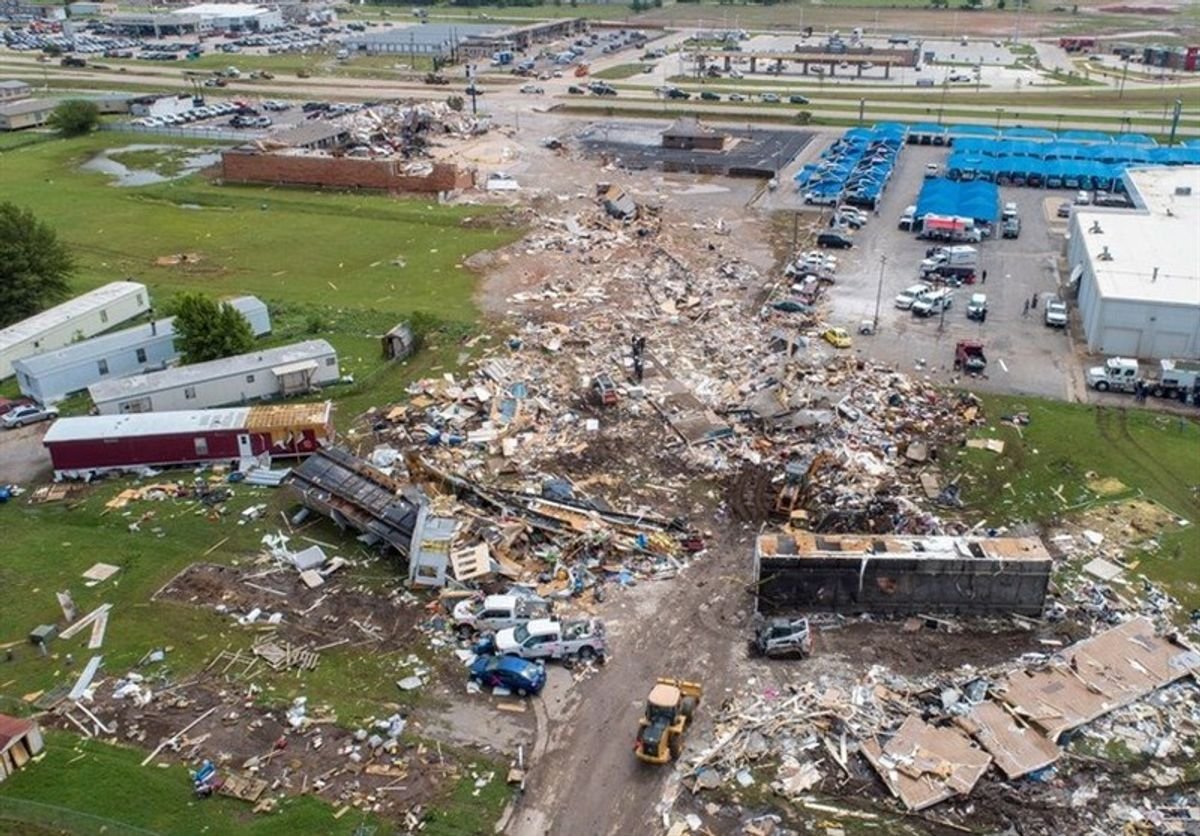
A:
[821,327,852,349]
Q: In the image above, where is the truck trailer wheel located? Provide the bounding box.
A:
[1095,381,1109,391]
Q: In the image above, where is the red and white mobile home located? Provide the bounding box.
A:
[43,402,333,478]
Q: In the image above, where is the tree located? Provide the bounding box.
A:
[48,100,100,137]
[169,293,255,364]
[0,202,74,328]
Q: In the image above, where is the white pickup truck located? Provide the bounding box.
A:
[453,594,552,638]
[494,618,607,662]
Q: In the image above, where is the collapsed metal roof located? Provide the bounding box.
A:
[286,446,420,554]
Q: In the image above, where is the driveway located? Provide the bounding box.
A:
[0,422,52,485]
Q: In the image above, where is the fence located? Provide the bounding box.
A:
[101,122,263,143]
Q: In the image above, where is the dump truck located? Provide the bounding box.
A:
[1086,357,1200,400]
[635,678,703,764]
[954,340,987,374]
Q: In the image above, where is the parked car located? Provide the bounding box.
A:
[912,288,953,317]
[788,94,810,104]
[966,293,988,321]
[453,593,552,637]
[567,85,586,94]
[519,83,544,94]
[492,618,606,662]
[925,162,940,178]
[1056,201,1072,218]
[895,283,932,310]
[760,92,780,103]
[727,92,747,102]
[2,404,58,429]
[821,327,852,349]
[700,91,720,101]
[1075,190,1091,205]
[662,86,690,100]
[816,231,853,249]
[804,191,837,207]
[1002,217,1021,238]
[468,655,546,696]
[1044,298,1068,327]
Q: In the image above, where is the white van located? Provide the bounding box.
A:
[1002,201,1018,220]
[894,283,932,309]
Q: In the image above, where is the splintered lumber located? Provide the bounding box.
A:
[59,604,112,640]
[87,608,109,650]
[141,706,218,766]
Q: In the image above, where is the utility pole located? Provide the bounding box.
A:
[1168,97,1183,145]
[1118,54,1130,99]
[858,97,865,125]
[791,211,799,254]
[873,254,887,334]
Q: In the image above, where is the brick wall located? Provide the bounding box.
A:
[220,150,475,194]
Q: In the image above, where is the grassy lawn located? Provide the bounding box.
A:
[952,395,1200,610]
[0,132,522,428]
[593,63,654,80]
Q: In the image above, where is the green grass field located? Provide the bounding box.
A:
[954,395,1200,610]
[0,133,522,426]
[593,63,655,80]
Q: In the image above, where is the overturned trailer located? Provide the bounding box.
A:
[754,531,1051,616]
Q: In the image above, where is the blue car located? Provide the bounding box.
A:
[469,655,547,696]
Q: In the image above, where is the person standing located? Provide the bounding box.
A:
[1023,299,1030,317]
[981,270,988,284]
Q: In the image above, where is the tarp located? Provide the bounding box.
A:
[915,178,999,223]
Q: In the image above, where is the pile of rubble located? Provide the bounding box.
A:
[339,101,488,159]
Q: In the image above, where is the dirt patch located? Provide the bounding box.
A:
[155,252,204,266]
[815,620,1061,678]
[1097,3,1178,12]
[154,562,424,651]
[52,677,457,822]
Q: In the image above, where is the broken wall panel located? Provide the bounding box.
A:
[861,715,992,811]
[953,701,1061,779]
[995,616,1200,741]
[755,532,1051,616]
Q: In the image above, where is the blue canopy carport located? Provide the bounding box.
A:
[1122,133,1156,146]
[1002,127,1056,142]
[915,178,1000,223]
[907,122,949,145]
[1059,130,1112,144]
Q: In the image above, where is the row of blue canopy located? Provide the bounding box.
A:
[915,178,1000,223]
[905,122,1180,147]
[793,125,904,205]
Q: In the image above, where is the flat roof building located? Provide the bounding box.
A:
[0,80,32,101]
[754,531,1052,616]
[88,339,339,414]
[1068,165,1200,359]
[0,281,150,381]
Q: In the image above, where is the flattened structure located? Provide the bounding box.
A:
[995,616,1200,741]
[286,446,419,554]
[953,701,1060,779]
[861,715,992,811]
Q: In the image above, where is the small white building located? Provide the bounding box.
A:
[1068,166,1200,359]
[89,339,339,415]
[0,281,150,381]
[12,296,269,405]
[0,80,32,102]
[129,94,196,119]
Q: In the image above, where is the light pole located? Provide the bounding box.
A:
[1118,55,1130,100]
[873,254,887,334]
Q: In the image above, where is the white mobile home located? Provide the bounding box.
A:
[11,295,271,404]
[89,339,339,414]
[0,281,150,381]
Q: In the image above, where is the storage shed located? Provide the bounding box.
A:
[1068,166,1200,359]
[0,80,32,101]
[43,401,333,478]
[12,295,270,405]
[661,117,727,152]
[0,281,150,381]
[0,715,44,783]
[88,339,339,414]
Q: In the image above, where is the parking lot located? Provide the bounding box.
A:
[818,143,1082,399]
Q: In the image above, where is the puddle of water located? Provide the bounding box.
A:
[80,143,221,187]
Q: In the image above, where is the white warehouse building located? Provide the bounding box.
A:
[12,296,270,405]
[1068,166,1200,360]
[88,339,339,415]
[0,281,150,381]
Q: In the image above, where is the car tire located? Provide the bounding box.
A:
[578,646,597,663]
[1096,381,1109,392]
[516,687,529,697]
